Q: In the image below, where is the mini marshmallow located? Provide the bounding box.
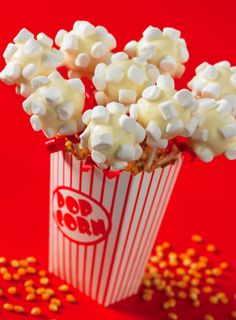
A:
[0,28,63,97]
[22,72,85,138]
[188,61,236,112]
[80,103,145,170]
[134,75,197,148]
[92,53,159,105]
[190,98,236,162]
[124,25,189,78]
[56,21,116,79]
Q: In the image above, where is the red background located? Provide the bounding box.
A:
[0,0,236,319]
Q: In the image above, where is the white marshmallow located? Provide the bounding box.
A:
[146,121,162,140]
[44,87,62,105]
[91,41,108,59]
[219,123,236,139]
[119,114,136,133]
[75,53,90,68]
[163,27,181,40]
[166,119,184,134]
[159,100,178,120]
[57,102,74,120]
[91,106,109,123]
[105,65,125,83]
[156,75,175,89]
[31,99,46,116]
[68,78,85,93]
[37,33,53,47]
[117,144,136,161]
[14,28,33,44]
[142,85,161,101]
[119,89,137,104]
[128,65,146,86]
[174,89,194,109]
[143,26,162,40]
[124,40,137,57]
[91,150,106,164]
[91,132,113,150]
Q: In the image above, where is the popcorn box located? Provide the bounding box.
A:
[49,151,182,306]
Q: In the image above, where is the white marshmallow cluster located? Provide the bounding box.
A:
[124,26,189,78]
[92,52,159,105]
[22,72,85,138]
[190,98,236,162]
[0,28,63,97]
[80,102,146,170]
[130,75,197,148]
[188,61,236,114]
[55,21,116,79]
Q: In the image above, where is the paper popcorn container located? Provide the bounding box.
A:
[49,151,182,306]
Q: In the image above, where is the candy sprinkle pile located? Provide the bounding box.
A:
[0,256,77,318]
[141,235,236,320]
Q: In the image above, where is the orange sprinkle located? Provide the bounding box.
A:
[30,307,42,316]
[26,256,37,264]
[17,267,27,276]
[186,248,196,256]
[14,305,25,313]
[26,293,36,301]
[50,298,61,307]
[12,273,20,281]
[10,260,20,268]
[191,234,203,243]
[231,311,236,319]
[0,257,7,264]
[219,262,229,269]
[40,277,50,286]
[58,284,70,292]
[168,312,178,320]
[3,273,12,281]
[49,304,59,312]
[3,303,14,311]
[204,314,215,320]
[66,294,77,303]
[206,244,217,253]
[8,287,17,295]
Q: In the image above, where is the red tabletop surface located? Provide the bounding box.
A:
[0,0,236,319]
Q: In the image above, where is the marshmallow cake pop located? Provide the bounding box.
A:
[22,71,85,138]
[55,21,116,79]
[188,61,236,114]
[124,26,189,78]
[92,52,159,105]
[80,102,146,170]
[130,75,197,149]
[0,28,64,97]
[190,98,236,162]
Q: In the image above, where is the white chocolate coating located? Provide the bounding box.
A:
[130,75,197,148]
[92,52,159,105]
[80,102,146,170]
[22,72,85,138]
[0,28,63,97]
[190,98,236,162]
[188,61,236,114]
[124,26,189,78]
[55,21,116,79]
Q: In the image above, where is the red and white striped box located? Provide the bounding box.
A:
[49,151,182,306]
